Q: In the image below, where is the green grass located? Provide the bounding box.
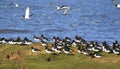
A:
[0,43,120,69]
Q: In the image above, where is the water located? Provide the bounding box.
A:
[0,0,120,45]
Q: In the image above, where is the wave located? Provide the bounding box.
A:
[0,29,31,33]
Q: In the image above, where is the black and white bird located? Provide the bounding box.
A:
[94,53,102,58]
[81,49,90,55]
[40,39,47,46]
[0,38,8,44]
[40,34,49,42]
[52,36,57,42]
[89,41,94,47]
[45,46,54,53]
[116,4,120,8]
[23,37,32,45]
[63,43,73,54]
[33,35,41,42]
[113,49,120,55]
[8,38,16,44]
[92,47,100,52]
[55,41,63,49]
[113,40,120,48]
[56,5,70,15]
[94,42,102,50]
[31,46,41,52]
[52,43,62,53]
[112,42,120,55]
[74,36,81,43]
[102,41,111,53]
[63,47,71,54]
[65,37,71,42]
[77,47,82,53]
[104,48,111,53]
[71,40,78,47]
[16,37,23,44]
[112,0,120,8]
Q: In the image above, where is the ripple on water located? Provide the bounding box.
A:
[0,29,31,33]
[0,0,120,44]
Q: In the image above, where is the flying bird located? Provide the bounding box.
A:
[23,6,31,19]
[56,5,70,15]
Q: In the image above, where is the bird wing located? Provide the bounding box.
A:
[25,7,30,18]
[63,7,70,15]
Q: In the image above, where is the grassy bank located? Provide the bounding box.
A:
[0,43,120,69]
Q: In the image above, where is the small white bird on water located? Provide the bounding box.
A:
[23,6,30,19]
[14,3,19,8]
[56,5,70,15]
[8,3,19,8]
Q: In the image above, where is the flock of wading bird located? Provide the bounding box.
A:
[1,34,120,58]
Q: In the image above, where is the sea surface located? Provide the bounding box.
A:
[0,0,120,45]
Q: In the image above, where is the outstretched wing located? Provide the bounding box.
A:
[25,6,30,18]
